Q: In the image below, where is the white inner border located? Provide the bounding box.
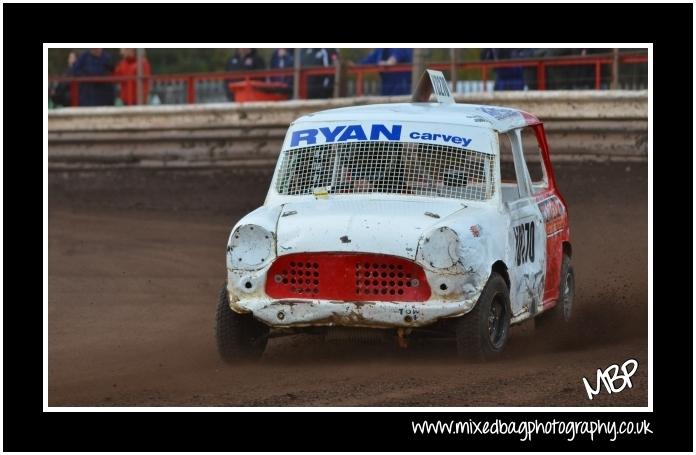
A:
[43,43,653,413]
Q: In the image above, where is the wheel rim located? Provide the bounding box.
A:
[488,296,506,348]
[562,271,574,321]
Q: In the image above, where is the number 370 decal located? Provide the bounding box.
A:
[513,222,535,266]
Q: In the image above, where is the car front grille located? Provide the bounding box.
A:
[265,253,431,302]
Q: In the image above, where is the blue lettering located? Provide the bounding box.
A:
[408,131,473,147]
[339,125,368,142]
[370,124,402,141]
[291,125,474,149]
[319,125,346,143]
[290,129,318,147]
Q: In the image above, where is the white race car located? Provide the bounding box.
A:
[217,70,573,361]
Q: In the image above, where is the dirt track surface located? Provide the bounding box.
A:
[48,162,648,406]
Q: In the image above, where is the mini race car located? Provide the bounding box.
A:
[216,70,573,361]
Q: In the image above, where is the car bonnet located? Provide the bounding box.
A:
[275,199,467,260]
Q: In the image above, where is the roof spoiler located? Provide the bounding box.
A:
[412,69,455,104]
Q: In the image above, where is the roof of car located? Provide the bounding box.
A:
[292,102,541,133]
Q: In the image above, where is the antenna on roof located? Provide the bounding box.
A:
[412,69,455,104]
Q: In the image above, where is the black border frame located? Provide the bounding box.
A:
[6,2,692,451]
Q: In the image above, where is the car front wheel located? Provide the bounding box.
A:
[216,284,269,363]
[453,272,511,360]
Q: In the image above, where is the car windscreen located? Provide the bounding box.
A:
[274,141,496,201]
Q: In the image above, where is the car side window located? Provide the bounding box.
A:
[498,132,532,203]
[498,133,519,203]
[520,126,548,194]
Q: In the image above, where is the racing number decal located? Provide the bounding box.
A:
[415,70,454,104]
[432,73,450,98]
[513,222,535,266]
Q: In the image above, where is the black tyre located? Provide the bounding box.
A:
[454,272,511,360]
[535,254,575,330]
[216,284,269,362]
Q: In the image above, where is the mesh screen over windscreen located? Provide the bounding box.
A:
[275,141,496,201]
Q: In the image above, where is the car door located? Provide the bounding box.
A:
[521,123,568,308]
[499,128,546,319]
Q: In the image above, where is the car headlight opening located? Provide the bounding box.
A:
[418,226,460,269]
[227,224,275,270]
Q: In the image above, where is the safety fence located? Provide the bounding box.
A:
[48,53,648,107]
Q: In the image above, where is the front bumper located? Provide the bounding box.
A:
[228,293,479,329]
[225,248,489,328]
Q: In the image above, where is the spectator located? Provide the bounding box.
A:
[360,48,413,96]
[301,48,338,99]
[225,48,266,101]
[270,48,294,89]
[114,48,152,105]
[72,48,115,106]
[50,51,77,107]
[480,48,524,91]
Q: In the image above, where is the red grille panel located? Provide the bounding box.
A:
[266,253,431,302]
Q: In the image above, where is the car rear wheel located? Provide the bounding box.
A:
[454,272,511,360]
[216,284,269,362]
[535,254,575,331]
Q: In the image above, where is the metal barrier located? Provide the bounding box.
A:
[48,53,648,107]
[48,90,648,168]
